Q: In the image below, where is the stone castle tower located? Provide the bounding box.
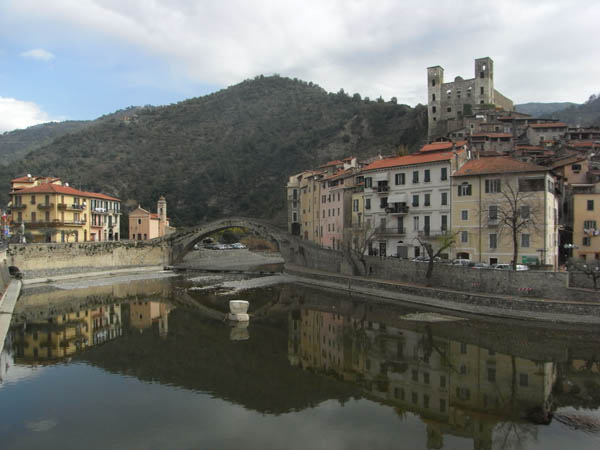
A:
[427,57,512,141]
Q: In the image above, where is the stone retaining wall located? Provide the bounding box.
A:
[286,266,600,318]
[0,249,9,294]
[284,239,599,302]
[7,240,169,278]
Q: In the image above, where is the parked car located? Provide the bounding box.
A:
[493,264,511,270]
[214,243,229,250]
[452,258,472,266]
[472,263,490,269]
[230,243,247,249]
[515,264,529,271]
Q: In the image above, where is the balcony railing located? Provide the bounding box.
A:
[417,229,450,238]
[376,226,406,236]
[21,219,87,228]
[11,204,27,210]
[58,203,86,210]
[37,203,54,210]
[385,205,409,215]
[376,185,390,194]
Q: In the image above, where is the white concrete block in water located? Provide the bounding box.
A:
[228,300,249,321]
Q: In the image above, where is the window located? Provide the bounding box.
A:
[519,178,544,192]
[322,195,326,203]
[424,193,431,206]
[572,163,582,172]
[412,392,418,404]
[460,343,467,354]
[441,167,447,181]
[380,197,388,209]
[588,200,595,211]
[432,106,436,113]
[584,220,597,229]
[485,179,501,193]
[447,107,452,113]
[413,216,419,231]
[489,205,498,221]
[441,215,448,231]
[31,212,36,222]
[489,233,497,249]
[480,86,484,94]
[412,195,419,207]
[520,205,530,219]
[364,177,372,188]
[424,394,430,409]
[30,195,36,205]
[365,198,371,210]
[412,369,418,381]
[432,93,436,101]
[412,171,419,183]
[440,375,446,388]
[461,231,468,243]
[441,192,448,206]
[423,372,430,384]
[460,364,467,375]
[458,183,472,196]
[488,368,496,382]
[440,399,446,412]
[461,210,468,220]
[353,199,359,212]
[395,173,405,185]
[519,373,528,387]
[424,169,431,182]
[431,79,436,87]
[583,237,591,246]
[521,234,530,248]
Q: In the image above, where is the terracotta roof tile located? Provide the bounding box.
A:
[453,157,548,177]
[568,141,598,148]
[529,122,567,129]
[12,182,120,201]
[319,160,344,168]
[419,140,467,152]
[363,150,459,171]
[471,133,512,138]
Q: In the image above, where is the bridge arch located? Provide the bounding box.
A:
[166,217,294,264]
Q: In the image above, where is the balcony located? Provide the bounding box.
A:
[376,185,390,194]
[25,219,87,228]
[418,229,450,238]
[37,203,54,210]
[385,205,409,215]
[376,226,406,237]
[58,203,86,211]
[11,203,27,210]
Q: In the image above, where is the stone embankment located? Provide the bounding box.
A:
[285,264,600,325]
[1,248,22,354]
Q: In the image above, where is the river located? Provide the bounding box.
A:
[1,272,599,449]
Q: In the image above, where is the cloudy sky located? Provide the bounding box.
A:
[0,0,598,133]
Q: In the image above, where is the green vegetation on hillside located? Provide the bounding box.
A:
[515,102,578,117]
[543,94,600,126]
[0,76,427,227]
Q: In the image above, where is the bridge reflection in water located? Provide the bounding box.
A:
[2,279,600,450]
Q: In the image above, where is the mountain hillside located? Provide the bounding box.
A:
[0,106,148,165]
[515,102,577,117]
[0,76,427,227]
[542,94,600,127]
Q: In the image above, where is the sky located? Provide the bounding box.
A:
[0,0,599,133]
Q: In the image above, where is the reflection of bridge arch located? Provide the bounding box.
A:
[166,217,293,264]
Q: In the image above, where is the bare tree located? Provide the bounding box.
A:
[414,232,458,280]
[343,222,377,275]
[482,177,543,270]
[567,258,600,289]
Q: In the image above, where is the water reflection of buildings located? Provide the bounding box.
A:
[289,308,557,450]
[10,301,171,364]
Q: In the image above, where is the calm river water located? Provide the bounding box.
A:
[1,275,600,450]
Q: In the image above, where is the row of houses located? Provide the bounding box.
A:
[3,175,174,243]
[287,141,599,268]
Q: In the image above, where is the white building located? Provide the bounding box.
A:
[361,142,468,258]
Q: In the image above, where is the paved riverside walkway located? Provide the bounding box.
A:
[0,279,22,354]
[284,264,600,325]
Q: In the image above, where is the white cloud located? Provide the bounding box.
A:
[0,97,53,133]
[20,48,55,61]
[3,1,600,104]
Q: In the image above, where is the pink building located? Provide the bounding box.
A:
[320,169,355,250]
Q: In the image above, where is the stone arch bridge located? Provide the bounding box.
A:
[166,217,297,264]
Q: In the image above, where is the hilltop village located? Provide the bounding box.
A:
[287,58,600,270]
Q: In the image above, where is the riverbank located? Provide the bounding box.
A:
[285,264,600,325]
[0,279,22,354]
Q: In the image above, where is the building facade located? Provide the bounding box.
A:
[571,182,600,261]
[360,142,468,258]
[451,157,558,267]
[128,196,174,240]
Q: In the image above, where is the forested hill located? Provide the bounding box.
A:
[0,76,427,226]
[542,94,600,127]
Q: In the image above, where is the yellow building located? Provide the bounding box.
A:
[9,179,121,243]
[299,171,322,243]
[452,157,558,268]
[571,181,600,260]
